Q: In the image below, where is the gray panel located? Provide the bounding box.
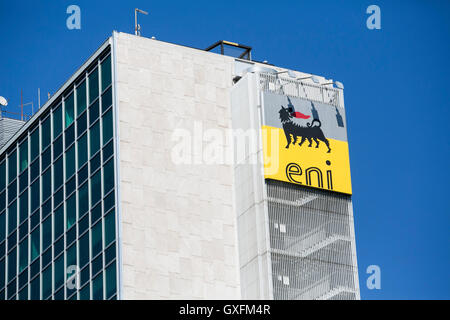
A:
[263,92,348,142]
[0,118,25,149]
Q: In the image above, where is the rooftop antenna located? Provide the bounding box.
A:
[0,96,7,119]
[0,96,7,107]
[134,8,148,36]
[21,89,23,120]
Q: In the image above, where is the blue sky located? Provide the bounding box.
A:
[0,0,449,299]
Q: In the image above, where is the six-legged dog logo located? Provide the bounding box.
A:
[279,105,331,153]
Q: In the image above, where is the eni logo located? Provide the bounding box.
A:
[279,106,331,153]
[286,160,333,190]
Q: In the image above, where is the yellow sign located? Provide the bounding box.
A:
[261,93,352,195]
[262,126,352,194]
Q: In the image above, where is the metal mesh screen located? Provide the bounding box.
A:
[266,179,358,300]
[259,73,340,107]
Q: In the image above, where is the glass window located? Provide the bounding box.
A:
[8,200,17,233]
[42,168,51,201]
[42,265,52,299]
[30,128,39,161]
[91,170,101,206]
[101,55,111,91]
[77,81,87,116]
[54,156,63,191]
[103,140,114,162]
[19,266,28,287]
[8,180,16,204]
[31,226,40,261]
[7,279,16,299]
[54,254,64,290]
[101,87,112,113]
[67,225,76,246]
[54,205,64,240]
[78,134,87,169]
[105,261,116,298]
[30,210,39,231]
[8,230,17,251]
[79,231,89,268]
[19,219,28,240]
[80,282,90,300]
[78,182,88,217]
[102,109,113,144]
[19,169,28,193]
[0,191,5,211]
[90,153,101,174]
[0,259,4,288]
[66,176,76,196]
[105,242,116,266]
[18,284,28,300]
[0,211,5,242]
[8,247,17,282]
[91,202,102,224]
[8,150,17,183]
[105,209,115,247]
[30,275,40,300]
[19,238,28,273]
[67,194,76,229]
[90,121,100,157]
[54,188,63,208]
[42,147,51,170]
[30,159,39,182]
[0,161,5,191]
[54,236,64,258]
[42,246,52,269]
[65,124,75,148]
[43,216,52,250]
[42,116,51,151]
[53,104,63,138]
[80,264,90,288]
[19,190,28,224]
[89,68,99,104]
[92,253,102,276]
[92,272,103,300]
[79,213,89,236]
[53,136,63,160]
[92,220,102,257]
[77,111,87,137]
[42,200,51,221]
[19,140,28,172]
[104,189,115,213]
[66,145,76,180]
[65,92,75,128]
[66,243,76,272]
[31,258,40,281]
[89,100,99,125]
[31,179,40,212]
[78,164,88,185]
[104,159,114,195]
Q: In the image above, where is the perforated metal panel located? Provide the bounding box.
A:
[266,179,358,300]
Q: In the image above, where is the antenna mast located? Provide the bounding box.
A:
[134,8,148,36]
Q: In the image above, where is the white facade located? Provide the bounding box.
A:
[113,32,240,299]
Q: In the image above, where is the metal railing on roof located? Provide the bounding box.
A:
[0,108,32,121]
[259,73,341,107]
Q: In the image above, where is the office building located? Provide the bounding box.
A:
[0,32,359,300]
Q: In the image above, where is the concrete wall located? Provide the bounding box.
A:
[230,73,273,299]
[113,32,241,299]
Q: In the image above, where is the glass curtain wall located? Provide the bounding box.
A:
[0,48,117,300]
